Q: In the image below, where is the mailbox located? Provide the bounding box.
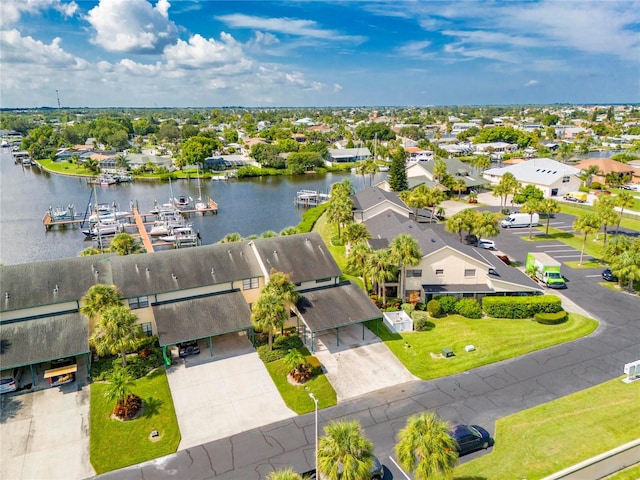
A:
[442,348,455,358]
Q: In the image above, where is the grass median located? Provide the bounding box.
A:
[90,369,180,474]
[454,376,640,479]
[368,313,598,381]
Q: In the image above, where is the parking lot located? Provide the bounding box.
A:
[0,366,93,480]
[165,332,296,450]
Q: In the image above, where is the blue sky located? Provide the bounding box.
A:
[1,0,639,108]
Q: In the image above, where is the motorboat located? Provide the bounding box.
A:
[150,202,181,216]
[174,195,193,209]
[82,220,124,237]
[149,214,185,236]
[159,225,199,246]
[48,205,74,220]
[194,165,208,211]
[89,205,130,223]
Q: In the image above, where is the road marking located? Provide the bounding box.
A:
[535,244,564,248]
[554,255,589,258]
[388,456,412,479]
[585,274,602,278]
[540,249,578,253]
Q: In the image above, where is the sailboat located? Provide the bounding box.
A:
[194,164,207,211]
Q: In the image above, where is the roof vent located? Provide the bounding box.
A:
[431,238,436,242]
[146,267,149,273]
[94,269,99,275]
[53,285,59,293]
[211,268,215,276]
[273,250,277,254]
[172,274,177,280]
[135,264,139,271]
[4,292,9,299]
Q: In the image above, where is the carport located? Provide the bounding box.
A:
[0,313,90,387]
[294,282,383,353]
[152,291,253,363]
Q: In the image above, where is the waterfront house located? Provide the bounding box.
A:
[327,147,372,164]
[573,158,640,185]
[406,158,489,191]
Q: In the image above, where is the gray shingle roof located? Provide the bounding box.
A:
[110,241,263,298]
[152,291,252,346]
[250,232,341,284]
[0,313,89,369]
[0,255,115,312]
[351,187,410,215]
[295,282,382,333]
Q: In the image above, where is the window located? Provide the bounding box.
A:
[562,176,570,183]
[140,322,152,337]
[242,278,259,290]
[316,277,331,283]
[464,269,476,278]
[406,269,422,277]
[435,269,444,275]
[128,296,149,309]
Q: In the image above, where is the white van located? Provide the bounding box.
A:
[501,213,539,228]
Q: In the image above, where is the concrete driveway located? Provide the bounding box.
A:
[165,332,295,450]
[0,380,93,480]
[313,324,417,401]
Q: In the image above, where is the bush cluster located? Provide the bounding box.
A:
[434,295,458,314]
[482,295,563,319]
[455,298,483,319]
[401,303,415,315]
[297,203,329,233]
[257,334,304,363]
[534,311,568,325]
[412,311,432,331]
[426,299,442,317]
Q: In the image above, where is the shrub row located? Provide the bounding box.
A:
[256,333,304,363]
[482,295,563,319]
[534,311,568,325]
[298,203,329,233]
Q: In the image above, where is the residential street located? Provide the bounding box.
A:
[97,209,640,480]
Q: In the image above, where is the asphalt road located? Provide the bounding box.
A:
[97,211,640,480]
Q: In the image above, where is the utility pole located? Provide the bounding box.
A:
[56,90,61,109]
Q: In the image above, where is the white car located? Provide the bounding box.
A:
[478,239,496,249]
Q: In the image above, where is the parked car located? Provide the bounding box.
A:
[464,234,478,246]
[0,374,17,394]
[602,268,618,282]
[178,340,200,358]
[301,456,384,479]
[449,424,494,456]
[478,239,496,250]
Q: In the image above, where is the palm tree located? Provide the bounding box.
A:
[261,230,278,238]
[452,177,466,199]
[521,198,541,240]
[539,198,561,236]
[425,187,444,223]
[109,233,142,255]
[104,367,135,409]
[395,412,458,480]
[614,190,635,234]
[369,249,397,305]
[90,305,143,366]
[354,161,367,189]
[445,214,466,243]
[346,243,373,293]
[80,284,123,321]
[251,292,287,350]
[363,159,379,187]
[594,196,618,245]
[389,234,422,302]
[573,213,600,265]
[612,246,640,293]
[220,232,243,243]
[326,194,353,241]
[280,226,299,236]
[432,159,448,185]
[474,211,500,240]
[266,468,303,480]
[400,185,429,221]
[317,420,375,480]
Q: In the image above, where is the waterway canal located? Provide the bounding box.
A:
[0,150,385,265]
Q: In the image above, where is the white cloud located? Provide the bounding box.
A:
[1,0,78,28]
[524,79,539,87]
[86,0,178,54]
[0,29,80,67]
[164,33,250,71]
[217,13,366,44]
[396,40,433,60]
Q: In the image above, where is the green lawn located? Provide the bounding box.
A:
[559,203,640,231]
[524,225,608,262]
[454,377,640,479]
[368,313,597,381]
[39,159,96,176]
[264,357,337,414]
[90,369,181,474]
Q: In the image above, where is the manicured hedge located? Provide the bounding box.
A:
[482,295,563,319]
[455,298,483,319]
[534,311,568,325]
[427,299,442,318]
[412,311,431,331]
[434,295,458,314]
[297,203,329,233]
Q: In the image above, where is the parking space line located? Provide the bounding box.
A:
[535,244,565,247]
[585,274,602,278]
[388,456,412,480]
[540,249,578,253]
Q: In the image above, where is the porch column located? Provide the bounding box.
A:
[336,327,340,347]
[310,331,315,354]
[29,364,36,386]
[362,322,365,340]
[208,336,213,356]
[84,353,90,379]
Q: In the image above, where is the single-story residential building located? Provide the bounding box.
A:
[573,158,640,185]
[328,147,372,163]
[483,157,581,197]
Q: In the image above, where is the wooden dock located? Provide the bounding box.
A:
[132,208,155,253]
[43,214,88,230]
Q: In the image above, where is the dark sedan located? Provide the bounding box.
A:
[602,268,618,282]
[178,340,200,358]
[450,424,494,456]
